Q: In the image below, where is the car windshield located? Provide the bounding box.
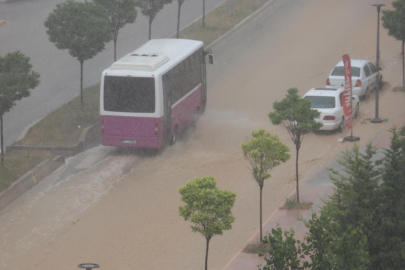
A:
[304,96,335,109]
[331,66,361,77]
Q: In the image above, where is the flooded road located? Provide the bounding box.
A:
[0,0,402,269]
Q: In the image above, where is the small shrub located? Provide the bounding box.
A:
[281,195,313,210]
[244,242,270,254]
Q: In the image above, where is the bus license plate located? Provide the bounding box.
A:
[122,139,137,144]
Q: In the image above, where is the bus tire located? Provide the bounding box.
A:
[200,101,206,114]
[170,126,178,145]
[192,107,200,126]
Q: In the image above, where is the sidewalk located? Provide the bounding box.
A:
[223,89,405,270]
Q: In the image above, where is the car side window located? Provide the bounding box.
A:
[367,62,376,74]
[363,65,372,77]
[339,93,343,107]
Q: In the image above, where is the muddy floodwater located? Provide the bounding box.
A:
[1,0,403,269]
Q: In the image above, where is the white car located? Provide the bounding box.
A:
[303,88,360,132]
[326,59,382,100]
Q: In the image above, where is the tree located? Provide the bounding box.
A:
[302,204,369,270]
[176,0,187,38]
[0,51,40,167]
[45,0,113,107]
[0,51,39,167]
[242,129,290,242]
[382,0,405,89]
[136,0,172,40]
[179,176,236,270]
[268,88,322,202]
[260,226,304,270]
[94,0,137,61]
[376,128,405,269]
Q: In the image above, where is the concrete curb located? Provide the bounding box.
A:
[0,155,65,212]
[7,122,100,156]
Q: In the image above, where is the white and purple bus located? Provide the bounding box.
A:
[100,39,213,149]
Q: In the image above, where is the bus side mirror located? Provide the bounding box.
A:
[208,54,214,65]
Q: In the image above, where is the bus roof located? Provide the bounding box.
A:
[108,39,204,74]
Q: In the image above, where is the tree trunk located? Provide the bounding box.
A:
[80,60,84,108]
[205,237,210,270]
[260,185,263,242]
[177,2,182,38]
[296,145,300,202]
[203,0,205,28]
[402,41,405,90]
[114,31,118,62]
[1,113,3,167]
[149,17,153,40]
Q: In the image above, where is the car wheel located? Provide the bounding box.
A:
[338,117,345,133]
[354,103,359,119]
[364,88,370,100]
[170,126,178,145]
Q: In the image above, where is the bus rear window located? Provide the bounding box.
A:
[104,76,155,113]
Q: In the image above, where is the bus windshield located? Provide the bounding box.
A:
[104,76,155,113]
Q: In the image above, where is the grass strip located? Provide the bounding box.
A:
[180,0,269,44]
[15,84,100,147]
[0,152,52,193]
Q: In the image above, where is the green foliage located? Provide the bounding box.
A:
[242,129,289,242]
[328,143,380,269]
[45,0,113,62]
[268,88,322,202]
[302,204,369,270]
[94,0,137,59]
[260,226,304,270]
[179,176,236,270]
[0,51,40,115]
[268,88,322,143]
[179,176,236,239]
[302,206,334,270]
[0,51,40,166]
[376,127,405,269]
[382,0,405,42]
[242,129,290,188]
[328,144,380,231]
[45,0,112,106]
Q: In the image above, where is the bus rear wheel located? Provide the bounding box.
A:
[192,107,200,126]
[170,126,178,145]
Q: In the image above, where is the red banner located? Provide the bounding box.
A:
[342,54,353,129]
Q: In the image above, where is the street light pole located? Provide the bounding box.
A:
[371,4,385,123]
